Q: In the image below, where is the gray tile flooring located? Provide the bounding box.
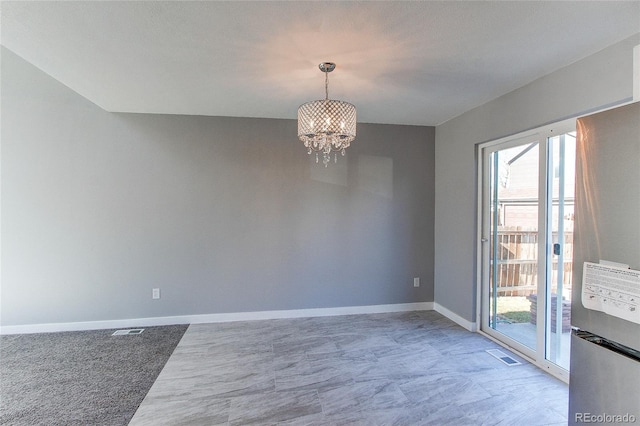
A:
[129,311,568,425]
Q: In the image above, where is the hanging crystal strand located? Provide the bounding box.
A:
[341,148,346,156]
[315,152,319,163]
[334,153,338,163]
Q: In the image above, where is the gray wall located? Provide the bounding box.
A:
[1,47,435,326]
[434,34,640,323]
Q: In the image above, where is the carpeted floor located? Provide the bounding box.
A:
[0,324,188,426]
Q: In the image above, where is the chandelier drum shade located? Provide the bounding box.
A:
[298,62,356,166]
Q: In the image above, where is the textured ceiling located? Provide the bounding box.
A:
[2,1,639,126]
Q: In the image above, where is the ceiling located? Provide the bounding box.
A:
[2,1,639,126]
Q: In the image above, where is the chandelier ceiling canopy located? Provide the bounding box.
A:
[298,62,356,166]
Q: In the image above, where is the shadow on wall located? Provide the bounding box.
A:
[310,153,394,199]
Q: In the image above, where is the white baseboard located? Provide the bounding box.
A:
[0,302,434,335]
[434,302,477,332]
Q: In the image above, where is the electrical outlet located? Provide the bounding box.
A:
[413,277,420,287]
[152,288,160,299]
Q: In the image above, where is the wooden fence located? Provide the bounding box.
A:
[491,227,573,296]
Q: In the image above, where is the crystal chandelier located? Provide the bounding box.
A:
[298,62,356,166]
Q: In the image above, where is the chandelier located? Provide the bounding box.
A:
[298,62,356,166]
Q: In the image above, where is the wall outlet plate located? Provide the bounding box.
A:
[413,277,420,287]
[152,288,160,299]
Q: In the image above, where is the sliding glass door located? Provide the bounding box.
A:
[485,137,540,352]
[479,121,575,379]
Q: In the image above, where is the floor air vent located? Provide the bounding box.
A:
[112,329,144,336]
[486,349,521,366]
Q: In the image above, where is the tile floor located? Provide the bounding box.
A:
[129,311,568,425]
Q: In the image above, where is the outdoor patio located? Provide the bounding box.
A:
[495,322,571,369]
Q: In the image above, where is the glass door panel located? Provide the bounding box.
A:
[488,141,539,350]
[545,132,576,370]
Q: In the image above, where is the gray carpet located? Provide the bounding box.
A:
[0,324,188,426]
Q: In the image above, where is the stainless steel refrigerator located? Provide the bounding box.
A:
[569,101,640,425]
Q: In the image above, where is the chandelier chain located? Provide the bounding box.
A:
[325,70,329,100]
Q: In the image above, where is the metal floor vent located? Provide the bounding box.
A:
[486,349,521,366]
[112,329,144,336]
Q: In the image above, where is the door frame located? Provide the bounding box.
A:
[475,118,575,383]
